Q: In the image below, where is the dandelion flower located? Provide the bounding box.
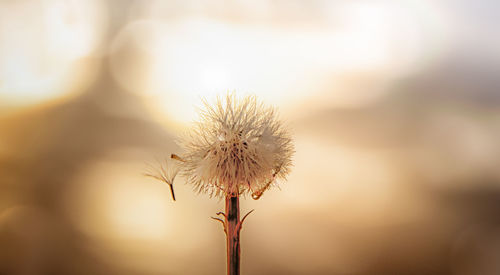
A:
[177,94,294,198]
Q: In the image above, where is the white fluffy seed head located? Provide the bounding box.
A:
[177,94,294,198]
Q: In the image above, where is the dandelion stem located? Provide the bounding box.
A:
[225,193,240,275]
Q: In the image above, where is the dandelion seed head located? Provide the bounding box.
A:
[178,94,294,198]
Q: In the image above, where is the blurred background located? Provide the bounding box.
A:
[1,0,500,274]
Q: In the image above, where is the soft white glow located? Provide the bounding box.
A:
[120,18,388,124]
[199,65,231,92]
[0,0,105,106]
[110,1,451,124]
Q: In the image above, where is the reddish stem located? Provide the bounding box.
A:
[225,194,240,275]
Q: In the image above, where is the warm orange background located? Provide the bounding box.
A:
[1,1,499,274]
